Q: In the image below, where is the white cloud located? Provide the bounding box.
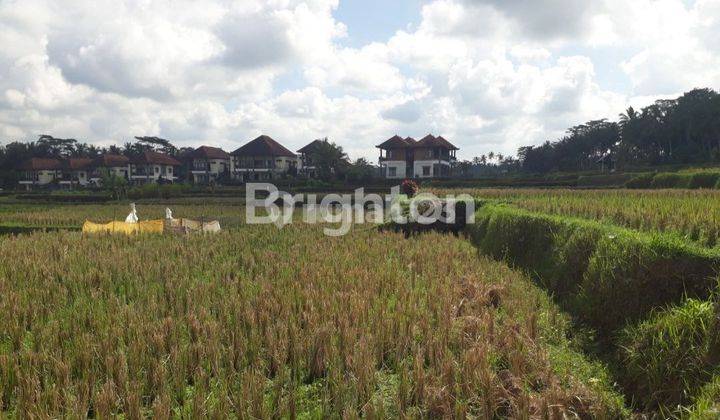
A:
[0,0,718,161]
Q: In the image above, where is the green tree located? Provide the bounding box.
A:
[99,168,128,200]
[345,158,377,182]
[309,139,349,181]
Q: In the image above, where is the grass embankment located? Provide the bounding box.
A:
[466,203,720,415]
[0,226,625,417]
[434,188,720,248]
[626,169,720,190]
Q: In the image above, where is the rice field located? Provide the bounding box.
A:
[0,221,626,418]
[4,187,720,417]
[434,188,720,247]
[0,200,247,228]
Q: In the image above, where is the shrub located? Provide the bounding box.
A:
[577,173,634,188]
[625,173,655,189]
[127,183,192,199]
[650,172,692,189]
[688,172,720,189]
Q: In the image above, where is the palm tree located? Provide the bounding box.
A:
[619,106,638,127]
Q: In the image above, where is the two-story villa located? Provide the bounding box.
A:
[58,158,94,187]
[377,134,458,179]
[185,146,232,184]
[130,151,181,184]
[17,158,62,189]
[297,139,327,178]
[231,135,298,181]
[89,154,131,184]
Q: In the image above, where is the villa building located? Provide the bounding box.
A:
[89,154,131,184]
[58,158,93,187]
[129,151,181,184]
[17,158,62,189]
[185,146,232,184]
[231,135,298,181]
[297,139,327,178]
[377,134,458,179]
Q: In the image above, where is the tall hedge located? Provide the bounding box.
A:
[467,204,720,334]
[626,171,720,189]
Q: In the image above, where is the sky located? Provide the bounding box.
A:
[0,0,719,161]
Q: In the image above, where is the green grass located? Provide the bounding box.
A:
[467,202,720,334]
[626,170,720,190]
[433,188,720,248]
[618,298,720,413]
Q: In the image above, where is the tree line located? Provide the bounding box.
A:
[515,88,720,173]
[453,88,720,177]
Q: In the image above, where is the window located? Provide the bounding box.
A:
[388,167,397,177]
[422,166,431,176]
[155,166,160,174]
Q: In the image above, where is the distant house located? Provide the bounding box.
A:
[377,134,458,179]
[58,158,94,187]
[231,135,298,181]
[130,151,181,184]
[89,154,131,185]
[185,146,232,184]
[17,158,62,189]
[297,139,327,178]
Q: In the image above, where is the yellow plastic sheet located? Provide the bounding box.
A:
[82,220,165,235]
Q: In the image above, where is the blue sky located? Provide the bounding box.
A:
[334,0,422,47]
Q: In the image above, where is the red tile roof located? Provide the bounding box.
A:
[94,154,130,167]
[377,134,457,150]
[62,158,94,170]
[376,135,413,149]
[232,135,296,158]
[132,151,181,166]
[18,158,62,171]
[414,134,459,150]
[189,146,231,160]
[297,139,327,154]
